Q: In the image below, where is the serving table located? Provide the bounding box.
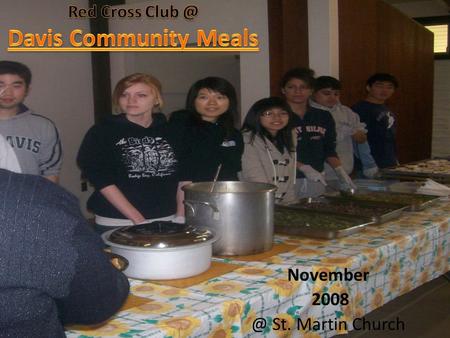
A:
[66,200,450,338]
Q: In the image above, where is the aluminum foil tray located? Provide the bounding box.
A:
[381,159,450,183]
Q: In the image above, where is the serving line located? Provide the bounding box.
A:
[65,200,450,338]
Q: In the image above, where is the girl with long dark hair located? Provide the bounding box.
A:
[170,77,243,181]
[240,97,297,204]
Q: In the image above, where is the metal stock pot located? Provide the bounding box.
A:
[182,181,277,255]
[102,221,217,280]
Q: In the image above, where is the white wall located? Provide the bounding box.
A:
[308,0,339,77]
[0,0,94,212]
[110,0,270,119]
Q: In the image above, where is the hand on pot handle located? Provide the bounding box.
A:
[298,164,327,186]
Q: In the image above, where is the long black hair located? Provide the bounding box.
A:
[185,77,238,137]
[242,97,295,153]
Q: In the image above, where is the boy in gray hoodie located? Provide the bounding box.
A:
[0,60,62,182]
[310,76,379,183]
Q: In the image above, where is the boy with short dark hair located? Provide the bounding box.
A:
[352,73,399,169]
[0,60,62,182]
[310,76,379,180]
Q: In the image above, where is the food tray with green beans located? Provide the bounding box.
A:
[337,191,441,211]
[274,206,374,239]
[287,196,408,224]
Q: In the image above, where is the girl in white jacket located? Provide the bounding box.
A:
[239,97,297,205]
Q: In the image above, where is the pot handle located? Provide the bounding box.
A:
[184,200,220,220]
[105,251,129,272]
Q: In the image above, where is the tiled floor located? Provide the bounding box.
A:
[339,273,450,337]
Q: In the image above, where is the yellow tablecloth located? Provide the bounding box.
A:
[66,200,450,338]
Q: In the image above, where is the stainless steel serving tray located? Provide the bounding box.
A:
[274,206,374,239]
[336,190,441,211]
[288,196,408,224]
[381,159,450,184]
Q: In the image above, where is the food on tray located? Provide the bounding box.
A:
[290,199,400,216]
[390,159,450,174]
[344,191,436,205]
[274,207,372,239]
[274,208,367,229]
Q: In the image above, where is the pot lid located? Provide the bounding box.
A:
[107,221,215,248]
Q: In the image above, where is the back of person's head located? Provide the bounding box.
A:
[112,73,163,113]
[185,76,238,130]
[280,67,316,89]
[0,60,32,88]
[314,76,342,91]
[366,73,399,88]
[243,96,295,151]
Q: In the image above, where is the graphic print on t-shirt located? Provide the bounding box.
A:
[375,110,395,130]
[295,125,327,141]
[116,136,177,178]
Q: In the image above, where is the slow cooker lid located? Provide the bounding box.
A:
[108,221,214,248]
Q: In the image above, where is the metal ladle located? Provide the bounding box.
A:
[324,182,355,196]
[210,164,222,193]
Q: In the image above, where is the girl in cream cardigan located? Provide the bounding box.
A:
[239,97,297,205]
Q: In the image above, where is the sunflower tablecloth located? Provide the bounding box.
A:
[66,200,450,338]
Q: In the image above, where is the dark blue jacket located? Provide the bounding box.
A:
[0,169,129,337]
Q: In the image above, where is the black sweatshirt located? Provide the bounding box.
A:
[77,114,190,219]
[292,106,337,177]
[169,110,244,182]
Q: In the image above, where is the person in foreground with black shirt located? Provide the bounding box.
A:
[77,73,190,233]
[0,169,129,338]
[169,77,244,182]
[281,68,356,198]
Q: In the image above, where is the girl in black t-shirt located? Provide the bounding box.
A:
[169,77,244,182]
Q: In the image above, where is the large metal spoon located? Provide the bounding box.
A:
[210,164,222,193]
